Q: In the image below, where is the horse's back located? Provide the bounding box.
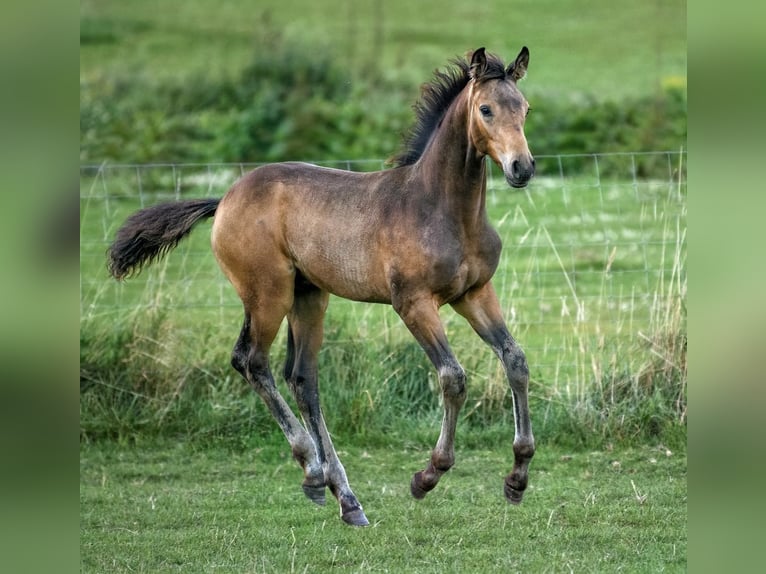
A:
[212,162,396,303]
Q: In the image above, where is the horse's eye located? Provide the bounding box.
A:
[479,105,492,117]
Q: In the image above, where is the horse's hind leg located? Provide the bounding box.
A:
[230,310,324,503]
[284,286,369,526]
[282,325,327,507]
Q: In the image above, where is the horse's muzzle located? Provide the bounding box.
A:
[505,157,535,188]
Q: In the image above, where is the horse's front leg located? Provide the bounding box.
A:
[452,282,535,504]
[393,293,467,499]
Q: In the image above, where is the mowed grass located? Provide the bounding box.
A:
[80,440,686,572]
[79,0,686,101]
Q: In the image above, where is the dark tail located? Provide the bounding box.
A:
[107,198,220,280]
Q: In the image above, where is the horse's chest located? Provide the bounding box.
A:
[424,229,501,301]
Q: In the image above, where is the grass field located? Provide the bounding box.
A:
[80,0,686,101]
[80,440,686,572]
[81,2,686,569]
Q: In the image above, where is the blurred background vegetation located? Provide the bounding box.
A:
[80,0,686,166]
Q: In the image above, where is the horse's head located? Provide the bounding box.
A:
[467,47,535,189]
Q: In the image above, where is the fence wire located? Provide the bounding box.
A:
[80,151,686,382]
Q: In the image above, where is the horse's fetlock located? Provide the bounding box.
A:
[431,451,455,472]
[513,441,536,461]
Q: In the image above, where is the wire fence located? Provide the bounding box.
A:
[80,151,686,383]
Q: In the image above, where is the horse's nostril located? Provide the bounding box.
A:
[507,157,533,186]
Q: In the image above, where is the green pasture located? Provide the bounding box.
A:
[80,440,686,572]
[81,3,686,568]
[80,0,686,100]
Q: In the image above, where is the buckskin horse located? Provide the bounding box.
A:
[108,47,536,526]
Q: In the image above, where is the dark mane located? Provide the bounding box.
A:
[389,52,508,167]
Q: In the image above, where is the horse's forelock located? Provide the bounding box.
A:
[472,52,508,82]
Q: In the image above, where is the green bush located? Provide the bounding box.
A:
[80,32,408,165]
[527,85,687,176]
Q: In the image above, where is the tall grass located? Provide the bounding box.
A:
[80,153,686,449]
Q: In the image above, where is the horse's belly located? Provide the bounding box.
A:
[291,241,390,303]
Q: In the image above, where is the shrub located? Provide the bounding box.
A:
[526,85,687,176]
[81,34,686,172]
[80,31,408,165]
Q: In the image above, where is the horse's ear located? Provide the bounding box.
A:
[507,46,530,82]
[469,47,488,80]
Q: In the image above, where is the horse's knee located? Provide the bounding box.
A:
[502,343,529,388]
[439,362,466,401]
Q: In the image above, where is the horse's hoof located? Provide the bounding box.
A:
[504,478,525,505]
[302,483,327,506]
[410,472,429,500]
[342,508,370,527]
[505,489,524,505]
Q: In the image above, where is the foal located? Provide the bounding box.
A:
[108,47,536,526]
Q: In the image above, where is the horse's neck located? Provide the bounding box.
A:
[417,94,488,226]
